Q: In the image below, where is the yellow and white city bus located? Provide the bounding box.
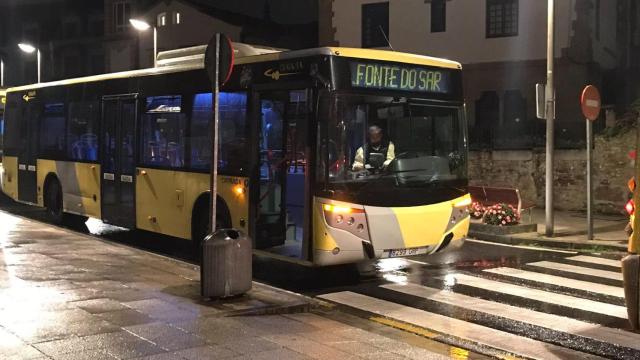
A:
[0,88,5,161]
[0,44,470,266]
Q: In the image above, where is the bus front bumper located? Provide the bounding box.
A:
[313,196,470,266]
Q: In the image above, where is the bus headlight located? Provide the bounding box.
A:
[322,202,369,241]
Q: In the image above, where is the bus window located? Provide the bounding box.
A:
[67,101,99,161]
[141,95,186,168]
[3,101,19,155]
[189,92,247,172]
[0,111,4,157]
[40,102,66,159]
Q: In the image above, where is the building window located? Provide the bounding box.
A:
[486,0,518,38]
[113,1,131,33]
[173,11,181,25]
[431,0,446,33]
[362,2,389,48]
[157,12,167,27]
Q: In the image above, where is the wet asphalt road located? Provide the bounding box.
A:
[1,195,634,359]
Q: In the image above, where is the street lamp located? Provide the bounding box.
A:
[18,42,41,83]
[129,18,157,67]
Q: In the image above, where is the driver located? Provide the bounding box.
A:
[352,125,395,171]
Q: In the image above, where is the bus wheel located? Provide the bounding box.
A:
[44,179,87,227]
[45,179,65,225]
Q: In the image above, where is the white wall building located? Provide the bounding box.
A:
[320,0,621,149]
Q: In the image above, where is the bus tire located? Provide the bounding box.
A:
[44,178,65,225]
[44,177,88,227]
[191,196,232,263]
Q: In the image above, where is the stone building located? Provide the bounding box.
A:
[318,0,640,213]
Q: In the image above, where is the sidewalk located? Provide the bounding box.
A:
[0,209,462,360]
[469,208,629,251]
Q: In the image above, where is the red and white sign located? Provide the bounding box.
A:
[581,85,601,121]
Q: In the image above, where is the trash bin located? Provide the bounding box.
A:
[201,229,252,298]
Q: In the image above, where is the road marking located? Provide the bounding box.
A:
[382,282,640,351]
[567,255,621,268]
[483,267,624,299]
[369,316,520,360]
[527,261,623,281]
[465,239,578,254]
[319,291,604,360]
[445,273,627,319]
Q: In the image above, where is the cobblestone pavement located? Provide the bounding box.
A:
[0,209,468,360]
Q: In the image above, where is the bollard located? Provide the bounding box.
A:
[622,254,640,330]
[201,229,252,298]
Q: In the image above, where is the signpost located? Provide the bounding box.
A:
[204,33,234,235]
[581,85,601,240]
[201,33,253,299]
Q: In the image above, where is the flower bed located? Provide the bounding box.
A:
[470,201,485,219]
[482,203,520,226]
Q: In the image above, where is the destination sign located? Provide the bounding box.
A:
[350,62,451,94]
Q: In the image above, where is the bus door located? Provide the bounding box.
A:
[254,89,311,260]
[101,95,137,228]
[17,100,40,204]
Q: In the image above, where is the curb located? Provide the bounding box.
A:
[222,301,310,317]
[469,230,628,252]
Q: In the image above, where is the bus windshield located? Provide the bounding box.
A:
[320,93,467,204]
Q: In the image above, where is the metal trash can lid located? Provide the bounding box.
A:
[204,229,242,243]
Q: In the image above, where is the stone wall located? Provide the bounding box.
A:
[469,129,636,214]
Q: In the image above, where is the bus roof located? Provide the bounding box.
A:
[6,46,462,93]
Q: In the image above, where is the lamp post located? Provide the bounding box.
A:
[1,58,4,87]
[18,43,41,83]
[129,18,157,67]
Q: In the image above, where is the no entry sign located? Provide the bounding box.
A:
[581,85,601,121]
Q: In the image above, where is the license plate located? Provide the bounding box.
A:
[387,247,428,258]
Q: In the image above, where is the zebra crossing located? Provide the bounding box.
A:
[318,254,639,360]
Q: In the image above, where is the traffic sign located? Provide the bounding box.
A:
[204,33,234,87]
[581,85,601,121]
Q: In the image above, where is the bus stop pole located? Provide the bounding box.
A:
[586,118,593,240]
[210,33,220,233]
[545,0,555,237]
